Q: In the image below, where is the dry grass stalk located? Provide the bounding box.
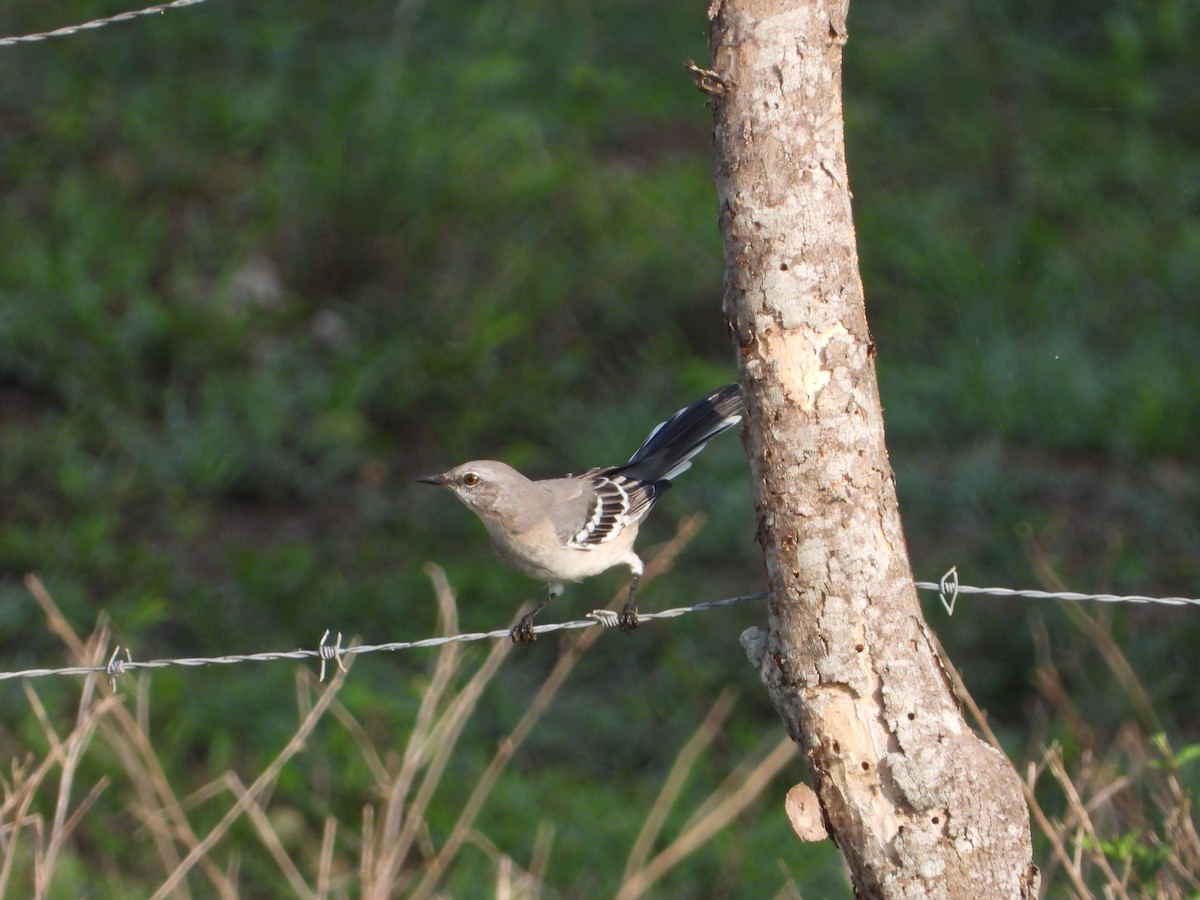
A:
[362,565,513,896]
[615,735,796,900]
[26,574,236,896]
[623,687,738,881]
[151,660,351,898]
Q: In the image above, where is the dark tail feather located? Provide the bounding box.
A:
[615,383,744,484]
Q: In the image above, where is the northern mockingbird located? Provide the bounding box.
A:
[418,383,744,642]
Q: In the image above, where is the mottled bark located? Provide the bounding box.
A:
[705,1,1037,895]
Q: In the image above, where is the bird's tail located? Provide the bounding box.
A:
[614,383,744,485]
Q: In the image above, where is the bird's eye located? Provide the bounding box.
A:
[461,472,481,487]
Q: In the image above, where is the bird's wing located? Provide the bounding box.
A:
[566,472,661,549]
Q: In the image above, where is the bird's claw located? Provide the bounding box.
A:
[510,614,537,644]
[618,604,639,634]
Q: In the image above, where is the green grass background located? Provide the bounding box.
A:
[0,0,1198,894]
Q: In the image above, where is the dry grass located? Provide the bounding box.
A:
[1,518,804,898]
[1022,611,1200,899]
[927,536,1200,900]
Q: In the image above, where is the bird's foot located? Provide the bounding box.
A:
[510,613,537,644]
[618,603,639,634]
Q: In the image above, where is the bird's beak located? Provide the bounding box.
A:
[416,473,449,486]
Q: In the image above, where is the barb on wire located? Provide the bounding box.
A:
[0,0,209,48]
[0,592,769,685]
[317,630,346,682]
[105,646,131,691]
[916,567,1200,615]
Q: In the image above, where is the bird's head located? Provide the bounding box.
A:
[416,460,525,516]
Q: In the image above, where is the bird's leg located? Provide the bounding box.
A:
[511,585,561,644]
[618,574,640,634]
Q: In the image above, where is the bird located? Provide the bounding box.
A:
[417,383,744,642]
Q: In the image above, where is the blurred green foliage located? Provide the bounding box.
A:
[0,0,1198,894]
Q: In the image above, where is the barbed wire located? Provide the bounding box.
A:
[0,0,209,48]
[916,567,1200,616]
[2,574,1197,686]
[0,593,769,687]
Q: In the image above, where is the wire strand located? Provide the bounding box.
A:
[0,0,209,47]
[0,593,770,685]
[2,576,1197,685]
[916,566,1200,616]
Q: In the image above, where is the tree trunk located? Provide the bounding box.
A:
[705,1,1037,895]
